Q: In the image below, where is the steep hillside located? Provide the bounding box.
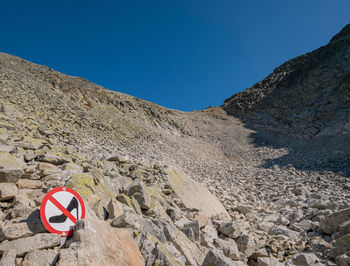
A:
[223,23,350,139]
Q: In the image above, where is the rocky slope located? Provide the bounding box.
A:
[0,24,349,265]
[223,24,350,139]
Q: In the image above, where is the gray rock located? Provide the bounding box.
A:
[257,257,283,266]
[0,183,18,201]
[336,253,350,266]
[333,234,350,256]
[0,221,33,241]
[268,225,300,239]
[22,249,58,266]
[200,224,218,248]
[0,233,60,256]
[236,233,257,257]
[289,253,320,266]
[0,249,16,266]
[218,221,248,239]
[126,179,151,209]
[214,238,244,261]
[17,179,42,189]
[36,154,69,165]
[0,152,23,183]
[138,232,186,266]
[180,220,200,242]
[202,249,244,266]
[163,221,204,265]
[237,205,254,215]
[320,208,350,235]
[110,211,143,230]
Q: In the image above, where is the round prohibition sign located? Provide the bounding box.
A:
[40,187,85,236]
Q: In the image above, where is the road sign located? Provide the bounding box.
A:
[40,187,85,236]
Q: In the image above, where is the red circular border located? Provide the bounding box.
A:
[40,186,86,236]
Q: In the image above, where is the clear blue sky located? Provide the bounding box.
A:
[1,1,349,111]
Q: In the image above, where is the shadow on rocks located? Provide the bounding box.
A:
[25,209,47,234]
[247,126,350,177]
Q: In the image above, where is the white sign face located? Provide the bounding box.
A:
[40,187,85,236]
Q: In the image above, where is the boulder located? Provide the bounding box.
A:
[218,221,248,239]
[0,152,23,182]
[138,231,186,265]
[0,249,16,266]
[17,179,42,189]
[288,253,321,266]
[57,210,143,265]
[268,225,300,239]
[334,234,350,256]
[336,253,350,266]
[166,167,229,220]
[110,210,143,230]
[202,249,244,266]
[163,221,204,265]
[236,233,257,257]
[107,198,124,219]
[22,249,59,266]
[0,233,61,256]
[36,154,69,165]
[320,208,350,235]
[0,183,18,201]
[126,179,151,210]
[257,257,283,266]
[214,238,244,261]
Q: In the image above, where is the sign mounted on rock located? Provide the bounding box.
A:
[40,187,85,236]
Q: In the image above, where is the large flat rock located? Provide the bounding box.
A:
[0,152,23,182]
[0,233,60,256]
[165,167,230,220]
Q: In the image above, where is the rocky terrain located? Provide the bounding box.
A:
[0,24,349,265]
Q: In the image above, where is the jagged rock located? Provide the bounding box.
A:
[0,249,16,266]
[257,257,283,266]
[333,234,350,256]
[237,204,254,215]
[336,252,350,266]
[195,211,208,229]
[138,231,186,265]
[0,233,60,256]
[214,238,244,261]
[268,225,300,239]
[107,155,128,163]
[10,202,35,218]
[287,253,321,266]
[320,208,350,235]
[163,221,204,265]
[36,154,69,165]
[200,224,218,248]
[165,168,230,220]
[180,220,200,242]
[107,198,124,219]
[22,249,59,266]
[218,220,248,239]
[0,183,18,201]
[126,179,151,210]
[202,249,244,266]
[110,210,143,230]
[57,211,143,265]
[66,172,118,202]
[0,152,23,182]
[0,221,34,241]
[236,233,257,257]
